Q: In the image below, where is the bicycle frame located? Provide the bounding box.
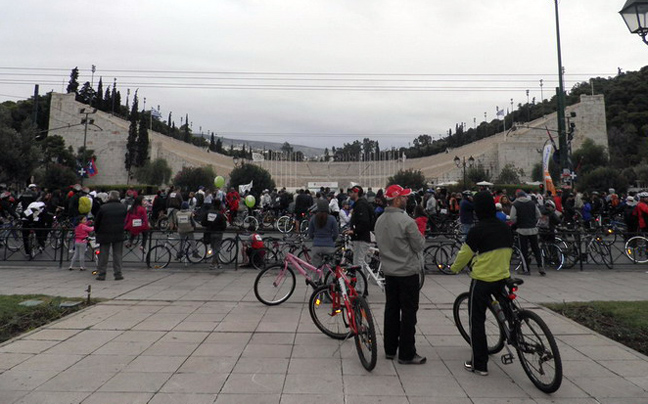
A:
[317,265,360,334]
[282,252,329,286]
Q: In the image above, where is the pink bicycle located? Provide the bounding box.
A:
[253,252,368,306]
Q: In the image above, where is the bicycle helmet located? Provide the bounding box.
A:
[638,191,648,199]
[544,200,556,209]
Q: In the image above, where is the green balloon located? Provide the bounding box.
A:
[245,195,256,208]
[214,176,225,188]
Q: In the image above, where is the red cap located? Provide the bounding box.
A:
[385,184,412,200]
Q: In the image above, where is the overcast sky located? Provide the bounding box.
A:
[1,0,647,149]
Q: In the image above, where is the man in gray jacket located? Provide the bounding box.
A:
[374,184,426,364]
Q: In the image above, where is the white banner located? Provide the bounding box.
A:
[252,152,265,162]
[239,180,253,194]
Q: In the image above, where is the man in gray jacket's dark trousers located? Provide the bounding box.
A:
[95,191,127,281]
[374,184,426,365]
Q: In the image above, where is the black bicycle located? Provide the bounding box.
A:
[453,277,562,393]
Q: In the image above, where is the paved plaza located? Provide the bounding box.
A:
[0,263,646,404]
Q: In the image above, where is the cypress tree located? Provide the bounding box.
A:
[183,113,191,143]
[104,86,111,112]
[66,67,80,94]
[136,110,149,166]
[209,133,216,152]
[95,77,103,110]
[125,91,139,172]
[216,137,223,153]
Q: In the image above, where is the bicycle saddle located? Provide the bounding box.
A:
[506,278,524,288]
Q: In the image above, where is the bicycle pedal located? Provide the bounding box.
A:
[501,353,514,365]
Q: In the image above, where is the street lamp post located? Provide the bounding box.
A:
[552,0,569,180]
[454,155,475,188]
[620,0,648,45]
[79,108,97,185]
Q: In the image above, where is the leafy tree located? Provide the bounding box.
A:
[466,164,491,185]
[531,163,543,182]
[281,142,293,154]
[215,136,223,153]
[634,164,648,188]
[578,167,628,193]
[41,135,76,170]
[229,163,275,196]
[0,122,41,185]
[496,163,523,184]
[125,91,139,173]
[135,158,172,186]
[33,164,77,191]
[572,138,608,177]
[136,111,149,166]
[66,67,79,95]
[77,82,96,105]
[173,165,216,191]
[387,169,426,191]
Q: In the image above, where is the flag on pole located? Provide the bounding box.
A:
[496,107,505,120]
[542,144,556,196]
[87,158,98,177]
[239,180,253,194]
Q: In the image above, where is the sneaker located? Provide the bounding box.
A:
[68,267,74,271]
[398,354,427,365]
[464,361,488,376]
[79,267,86,271]
[539,268,546,276]
[385,353,396,360]
[217,264,222,269]
[521,270,531,276]
[92,270,98,275]
[114,275,124,281]
[209,264,217,270]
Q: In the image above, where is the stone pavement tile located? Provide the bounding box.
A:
[0,340,60,354]
[178,356,238,374]
[123,355,187,373]
[142,341,201,356]
[288,358,341,374]
[603,360,648,377]
[232,357,290,374]
[557,334,614,346]
[256,322,299,332]
[249,332,295,345]
[342,357,397,376]
[279,393,344,404]
[99,372,172,392]
[12,354,84,372]
[0,370,58,390]
[497,362,589,399]
[204,331,252,344]
[22,329,81,341]
[79,392,154,404]
[392,358,450,377]
[243,343,293,358]
[67,354,135,373]
[531,400,601,404]
[290,343,341,359]
[0,390,27,404]
[293,332,338,345]
[342,375,406,396]
[0,353,33,370]
[567,376,648,398]
[157,304,202,314]
[92,340,155,356]
[160,373,228,394]
[149,393,217,404]
[173,321,218,332]
[470,399,538,404]
[627,376,648,390]
[574,345,643,361]
[192,343,245,357]
[597,399,648,404]
[184,313,227,322]
[214,321,259,332]
[283,373,343,395]
[221,373,286,394]
[13,391,90,404]
[407,398,472,404]
[158,331,209,343]
[562,359,619,378]
[400,375,468,398]
[215,393,280,404]
[35,370,117,392]
[345,396,409,404]
[44,330,122,355]
[194,302,237,314]
[451,368,528,398]
[111,330,165,343]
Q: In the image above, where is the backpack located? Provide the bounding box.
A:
[78,196,92,215]
[195,192,205,207]
[176,211,194,233]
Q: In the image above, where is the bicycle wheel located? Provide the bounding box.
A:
[254,264,296,305]
[146,245,171,269]
[515,310,562,394]
[309,284,351,340]
[588,238,612,269]
[434,244,458,275]
[276,216,293,233]
[218,237,237,264]
[299,219,309,234]
[625,236,648,264]
[422,245,438,272]
[352,296,377,371]
[297,248,311,263]
[251,248,280,270]
[186,240,208,264]
[243,215,259,231]
[452,292,505,354]
[4,229,22,252]
[323,267,368,298]
[541,243,564,271]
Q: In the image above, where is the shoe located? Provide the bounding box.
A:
[68,267,74,271]
[79,267,86,271]
[114,275,124,281]
[139,246,145,252]
[125,243,132,249]
[95,276,105,281]
[385,353,396,360]
[217,264,222,269]
[209,264,216,270]
[398,354,427,365]
[539,268,546,276]
[464,361,488,376]
[521,270,530,276]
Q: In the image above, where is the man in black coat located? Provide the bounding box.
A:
[347,186,373,269]
[94,190,127,281]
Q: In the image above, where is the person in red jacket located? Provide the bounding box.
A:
[413,205,428,236]
[634,192,648,233]
[124,195,150,251]
[226,188,240,221]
